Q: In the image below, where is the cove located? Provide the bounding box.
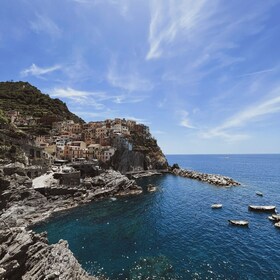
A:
[33,154,280,279]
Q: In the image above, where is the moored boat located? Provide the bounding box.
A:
[272,214,280,221]
[268,216,276,222]
[228,220,249,226]
[248,205,276,212]
[211,203,223,209]
[274,222,280,229]
[256,191,263,196]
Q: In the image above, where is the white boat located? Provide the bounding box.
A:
[248,205,276,212]
[228,220,249,226]
[268,216,276,221]
[211,203,223,209]
[272,214,280,221]
[256,191,263,196]
[274,222,280,229]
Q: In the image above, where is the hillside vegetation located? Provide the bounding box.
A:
[0,81,84,123]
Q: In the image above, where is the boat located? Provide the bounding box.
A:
[248,205,276,212]
[268,216,276,222]
[256,191,263,196]
[274,222,280,229]
[272,214,280,221]
[211,203,223,209]
[228,220,249,226]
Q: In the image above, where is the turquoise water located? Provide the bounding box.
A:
[34,154,280,279]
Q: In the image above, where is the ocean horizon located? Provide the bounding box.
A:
[34,154,280,279]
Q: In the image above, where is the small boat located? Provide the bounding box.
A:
[272,214,280,221]
[248,205,276,212]
[268,216,276,222]
[256,191,263,196]
[274,222,280,229]
[211,203,223,209]
[228,220,249,226]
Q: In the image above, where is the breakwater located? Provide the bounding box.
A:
[171,167,240,186]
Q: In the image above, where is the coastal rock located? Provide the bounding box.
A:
[0,227,97,280]
[171,168,240,186]
[3,162,26,176]
[147,184,157,192]
[0,165,142,280]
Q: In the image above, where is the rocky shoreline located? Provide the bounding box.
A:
[0,162,241,279]
[171,167,240,186]
[0,163,142,280]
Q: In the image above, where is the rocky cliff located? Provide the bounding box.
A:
[0,163,143,279]
[110,133,168,173]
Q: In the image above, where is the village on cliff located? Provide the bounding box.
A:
[6,110,152,165]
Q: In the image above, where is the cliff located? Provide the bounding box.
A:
[110,131,168,173]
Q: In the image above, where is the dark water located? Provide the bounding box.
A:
[34,154,280,279]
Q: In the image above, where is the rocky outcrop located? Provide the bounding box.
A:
[1,167,142,228]
[0,165,142,279]
[171,168,240,186]
[110,147,168,174]
[0,226,97,280]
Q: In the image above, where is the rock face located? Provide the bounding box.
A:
[0,227,97,280]
[171,168,240,186]
[0,164,142,279]
[111,145,168,174]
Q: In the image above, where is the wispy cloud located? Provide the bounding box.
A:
[30,14,62,38]
[237,67,276,78]
[48,86,148,109]
[49,87,106,110]
[21,63,61,77]
[202,91,280,140]
[112,95,147,104]
[107,63,153,92]
[179,110,195,129]
[146,0,276,92]
[147,0,210,60]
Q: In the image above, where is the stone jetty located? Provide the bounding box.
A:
[171,167,240,186]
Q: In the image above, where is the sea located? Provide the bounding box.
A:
[33,154,280,279]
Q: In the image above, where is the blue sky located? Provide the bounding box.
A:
[1,0,280,154]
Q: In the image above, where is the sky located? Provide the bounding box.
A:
[1,0,280,154]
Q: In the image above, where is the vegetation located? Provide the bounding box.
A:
[0,109,9,125]
[0,81,84,124]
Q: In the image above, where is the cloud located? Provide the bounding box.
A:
[146,0,209,60]
[107,60,153,92]
[202,91,280,140]
[146,0,276,94]
[30,14,62,38]
[179,110,195,129]
[49,87,106,110]
[21,64,61,77]
[48,86,149,111]
[112,95,147,104]
[237,68,276,78]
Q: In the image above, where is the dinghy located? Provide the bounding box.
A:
[211,203,223,209]
[268,216,276,222]
[256,191,263,196]
[272,214,280,221]
[274,222,280,229]
[228,220,249,226]
[248,205,276,212]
